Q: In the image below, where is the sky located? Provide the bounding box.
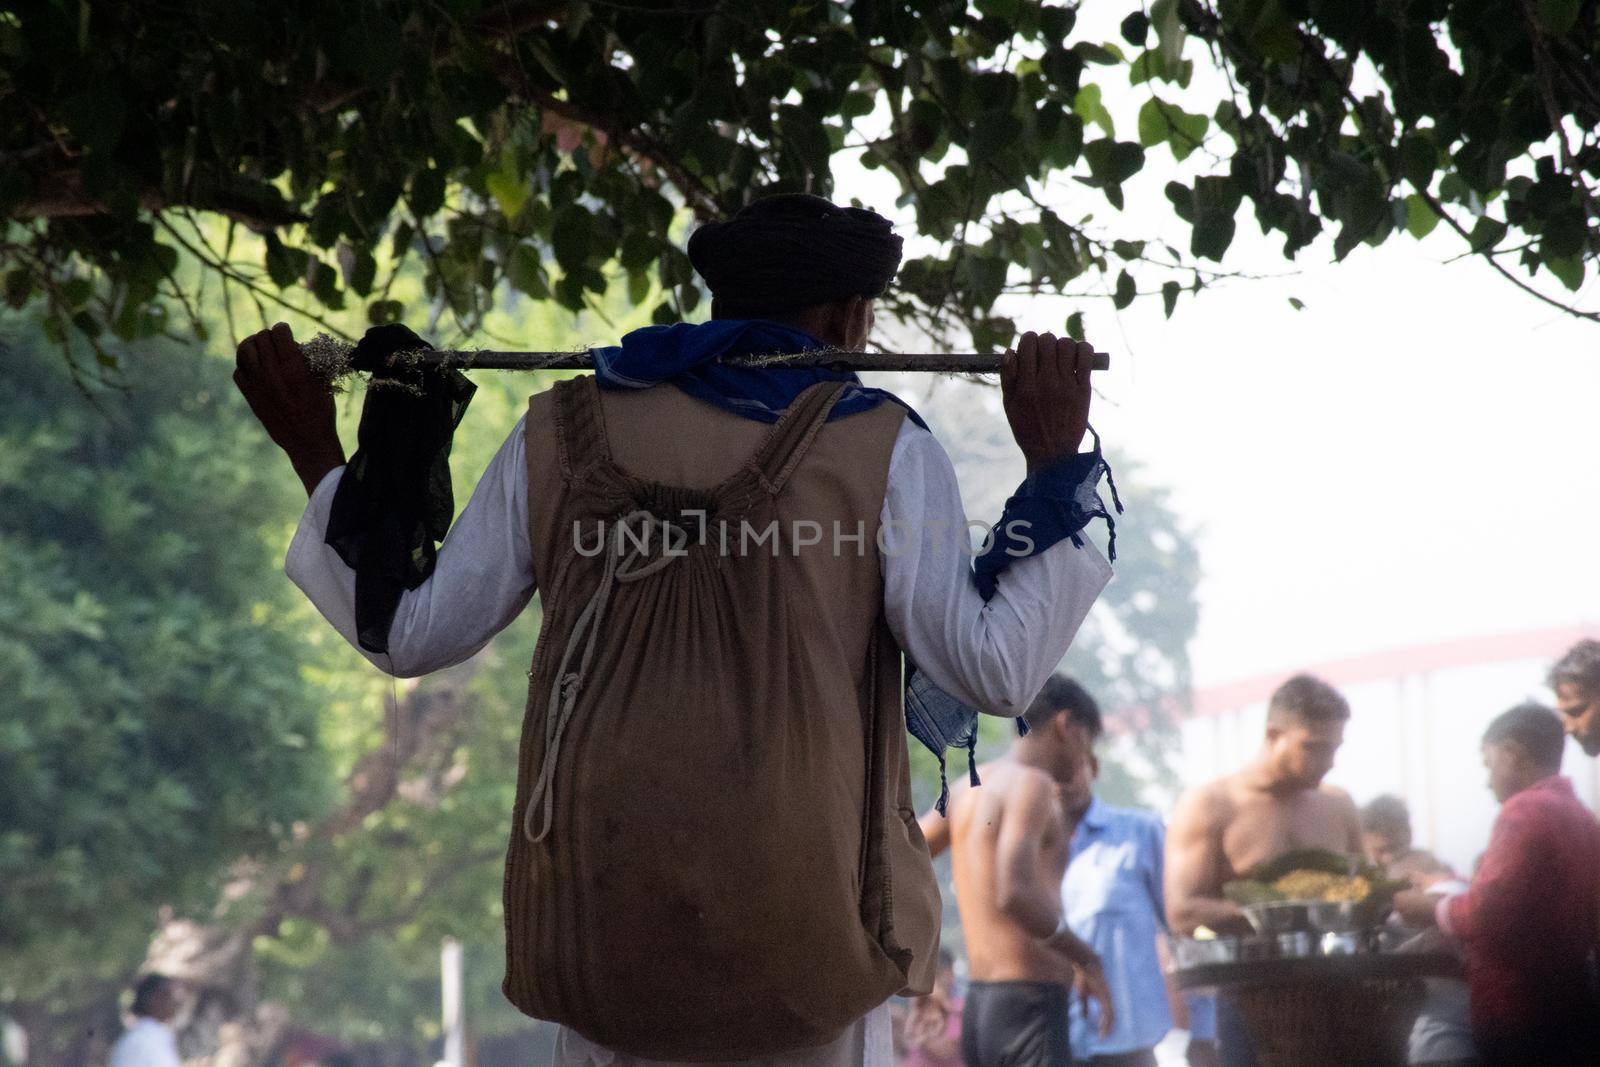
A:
[1050,227,1600,687]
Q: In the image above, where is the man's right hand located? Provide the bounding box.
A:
[1070,951,1117,1040]
[234,322,346,496]
[1000,331,1095,474]
[1047,926,1116,1039]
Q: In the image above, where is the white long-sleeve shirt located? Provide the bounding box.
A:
[286,417,1111,714]
[108,1018,180,1067]
[284,410,1113,1067]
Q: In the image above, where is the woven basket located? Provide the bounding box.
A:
[1231,977,1426,1067]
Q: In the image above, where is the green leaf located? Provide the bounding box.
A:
[367,299,404,325]
[340,246,377,297]
[1542,206,1587,259]
[410,167,446,217]
[1468,216,1507,253]
[1073,84,1115,137]
[485,155,530,221]
[1083,139,1145,187]
[1120,12,1150,45]
[507,243,549,299]
[1066,311,1085,340]
[1135,98,1208,160]
[1162,280,1180,318]
[1113,269,1136,309]
[1537,0,1580,34]
[627,269,652,305]
[550,205,594,273]
[1399,131,1437,190]
[840,90,876,119]
[1166,108,1208,161]
[1288,296,1306,311]
[1073,41,1125,65]
[308,262,343,309]
[1545,255,1585,291]
[4,269,34,309]
[1403,195,1439,239]
[152,243,179,278]
[1153,0,1187,68]
[264,236,309,290]
[1137,99,1171,148]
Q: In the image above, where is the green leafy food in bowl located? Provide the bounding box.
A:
[1222,879,1284,906]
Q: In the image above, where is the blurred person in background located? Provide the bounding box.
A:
[1394,703,1600,1066]
[1362,795,1475,1066]
[902,950,963,1067]
[108,973,182,1067]
[1360,794,1446,876]
[1052,682,1174,1067]
[919,675,1115,1067]
[1549,639,1600,758]
[1165,674,1364,1067]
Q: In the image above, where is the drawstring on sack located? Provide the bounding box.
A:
[523,509,687,843]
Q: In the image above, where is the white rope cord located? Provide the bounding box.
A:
[523,509,689,843]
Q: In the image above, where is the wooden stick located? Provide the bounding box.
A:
[387,349,1111,373]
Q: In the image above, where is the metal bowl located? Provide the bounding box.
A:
[1240,901,1313,935]
[1306,898,1389,933]
[1274,931,1316,959]
[1174,937,1239,968]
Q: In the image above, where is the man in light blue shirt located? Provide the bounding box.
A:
[1056,684,1175,1067]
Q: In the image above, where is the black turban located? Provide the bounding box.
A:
[687,193,902,313]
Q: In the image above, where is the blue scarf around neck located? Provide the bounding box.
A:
[590,319,926,429]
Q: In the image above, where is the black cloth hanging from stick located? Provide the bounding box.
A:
[324,324,476,655]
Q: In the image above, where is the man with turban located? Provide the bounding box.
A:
[235,192,1119,1066]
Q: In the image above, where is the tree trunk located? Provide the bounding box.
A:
[15,661,484,1067]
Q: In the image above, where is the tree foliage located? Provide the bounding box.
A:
[0,316,331,1000]
[1173,0,1600,314]
[4,0,1597,376]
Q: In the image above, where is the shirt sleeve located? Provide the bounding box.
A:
[879,421,1113,716]
[1442,797,1542,945]
[284,414,537,676]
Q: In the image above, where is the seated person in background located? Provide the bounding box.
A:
[1363,795,1475,1067]
[1360,794,1446,877]
[1054,683,1175,1067]
[1164,674,1363,1067]
[1394,703,1600,1067]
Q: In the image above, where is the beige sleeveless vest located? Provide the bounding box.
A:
[501,377,940,1061]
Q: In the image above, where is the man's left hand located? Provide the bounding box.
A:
[1072,954,1117,1040]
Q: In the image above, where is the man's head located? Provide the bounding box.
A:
[130,973,180,1023]
[1020,674,1101,801]
[688,193,900,350]
[1262,674,1349,787]
[1359,794,1413,868]
[1549,639,1600,757]
[1481,701,1565,803]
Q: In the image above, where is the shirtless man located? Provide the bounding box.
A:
[1164,674,1363,1067]
[919,675,1114,1067]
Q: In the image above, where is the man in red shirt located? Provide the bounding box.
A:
[1395,702,1600,1065]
